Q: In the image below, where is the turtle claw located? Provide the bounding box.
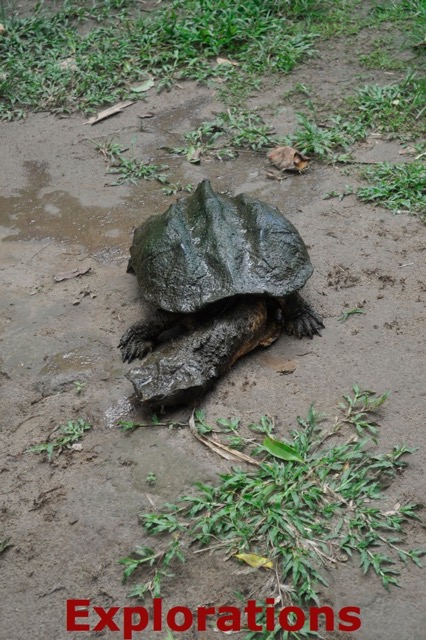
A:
[286,316,322,339]
[283,294,324,339]
[118,328,154,363]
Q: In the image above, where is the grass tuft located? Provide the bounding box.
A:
[27,418,92,462]
[172,108,276,161]
[119,386,423,633]
[347,74,426,138]
[357,161,426,219]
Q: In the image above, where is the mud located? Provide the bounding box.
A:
[1,13,425,640]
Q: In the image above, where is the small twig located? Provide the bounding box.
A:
[38,585,66,598]
[28,243,50,261]
[12,414,43,433]
[189,412,260,466]
[415,104,426,120]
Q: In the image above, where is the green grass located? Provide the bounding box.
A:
[94,136,195,191]
[0,538,12,554]
[0,0,423,119]
[357,161,426,219]
[217,76,423,166]
[338,307,366,322]
[119,386,423,637]
[0,0,338,119]
[73,380,86,394]
[347,74,426,139]
[279,74,425,163]
[107,157,170,186]
[370,0,426,25]
[27,418,92,462]
[359,49,407,70]
[172,108,276,161]
[283,113,367,161]
[368,0,426,48]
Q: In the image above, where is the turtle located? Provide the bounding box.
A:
[119,179,323,407]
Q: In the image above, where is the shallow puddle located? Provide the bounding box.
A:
[0,161,171,256]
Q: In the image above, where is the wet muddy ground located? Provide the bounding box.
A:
[1,13,426,640]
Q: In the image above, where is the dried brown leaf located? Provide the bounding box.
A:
[58,57,77,71]
[267,146,309,172]
[187,147,201,163]
[54,266,91,282]
[85,101,134,125]
[189,412,260,466]
[216,57,240,66]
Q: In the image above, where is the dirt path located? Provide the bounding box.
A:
[0,10,425,640]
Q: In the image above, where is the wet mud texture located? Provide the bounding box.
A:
[1,27,426,640]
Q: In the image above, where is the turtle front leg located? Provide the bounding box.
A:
[281,292,324,339]
[126,298,276,408]
[119,309,179,363]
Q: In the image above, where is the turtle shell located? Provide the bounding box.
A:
[128,179,313,313]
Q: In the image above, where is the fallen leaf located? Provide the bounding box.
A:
[234,553,273,570]
[263,436,304,463]
[398,147,415,156]
[265,170,287,182]
[58,57,77,71]
[131,78,155,93]
[260,354,296,375]
[186,146,201,163]
[138,112,155,119]
[267,146,309,172]
[30,486,65,510]
[70,443,83,451]
[54,266,91,282]
[85,101,134,125]
[216,57,240,66]
[383,502,401,517]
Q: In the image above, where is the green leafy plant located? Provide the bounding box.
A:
[173,108,275,161]
[0,538,12,554]
[284,74,425,165]
[119,387,423,628]
[347,74,426,138]
[357,161,426,219]
[323,185,355,200]
[73,380,86,394]
[248,414,275,436]
[284,113,366,161]
[1,0,423,123]
[93,137,172,188]
[107,157,170,186]
[263,436,305,462]
[161,182,194,196]
[27,418,92,462]
[359,49,407,71]
[0,0,336,118]
[338,307,366,322]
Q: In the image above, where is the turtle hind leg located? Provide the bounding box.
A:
[282,292,324,339]
[119,309,179,363]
